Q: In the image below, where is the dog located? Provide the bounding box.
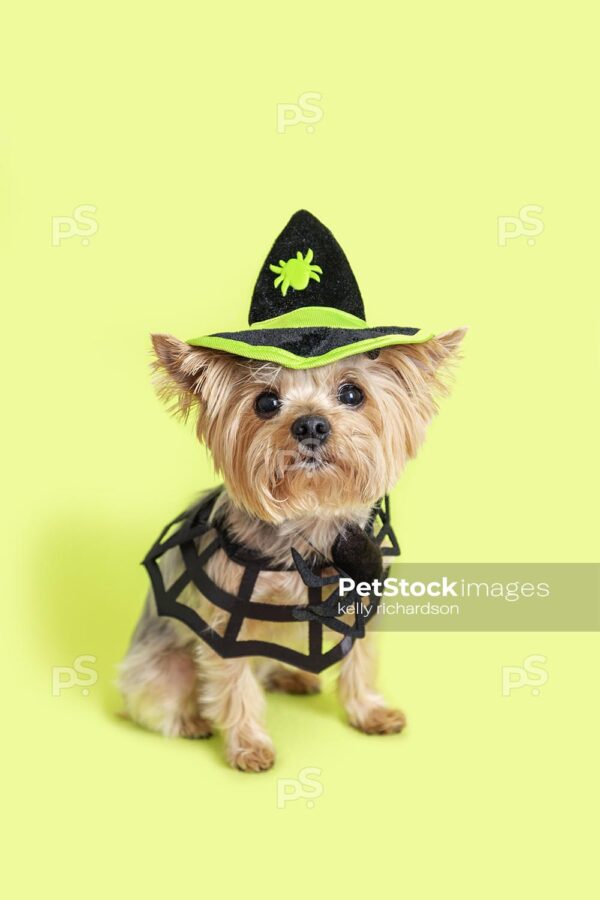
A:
[119,327,465,771]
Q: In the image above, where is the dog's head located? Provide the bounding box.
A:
[152,331,466,523]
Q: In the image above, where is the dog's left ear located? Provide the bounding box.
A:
[408,327,467,373]
[376,327,467,406]
[431,327,468,357]
[378,327,467,384]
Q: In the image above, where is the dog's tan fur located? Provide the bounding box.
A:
[119,329,465,770]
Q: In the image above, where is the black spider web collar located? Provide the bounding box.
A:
[142,489,400,674]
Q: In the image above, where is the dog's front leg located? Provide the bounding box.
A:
[199,650,275,772]
[338,633,406,735]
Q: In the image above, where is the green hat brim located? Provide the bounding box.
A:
[187,307,434,370]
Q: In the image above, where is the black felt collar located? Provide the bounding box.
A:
[143,489,400,673]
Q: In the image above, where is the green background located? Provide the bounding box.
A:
[2,2,598,898]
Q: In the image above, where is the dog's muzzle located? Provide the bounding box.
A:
[291,415,330,445]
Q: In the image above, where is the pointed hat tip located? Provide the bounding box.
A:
[288,209,322,225]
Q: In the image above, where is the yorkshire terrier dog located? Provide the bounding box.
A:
[119,210,465,771]
[119,331,464,770]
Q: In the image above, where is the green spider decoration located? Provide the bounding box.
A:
[269,249,323,297]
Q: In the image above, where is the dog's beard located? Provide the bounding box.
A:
[213,390,407,524]
[227,428,392,523]
[281,439,330,472]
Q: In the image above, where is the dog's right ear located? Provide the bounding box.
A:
[151,334,207,391]
[151,333,214,419]
[151,334,243,422]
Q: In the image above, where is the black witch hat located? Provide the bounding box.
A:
[188,210,432,368]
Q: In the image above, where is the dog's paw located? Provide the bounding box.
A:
[228,738,276,772]
[179,714,213,739]
[352,707,406,735]
[265,667,321,695]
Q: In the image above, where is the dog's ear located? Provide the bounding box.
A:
[401,327,467,375]
[151,333,228,419]
[378,327,467,396]
[151,334,208,391]
[430,327,468,358]
[374,328,467,459]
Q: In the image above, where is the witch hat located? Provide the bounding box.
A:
[188,210,433,369]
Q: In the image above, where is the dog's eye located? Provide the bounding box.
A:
[337,383,364,407]
[255,391,282,418]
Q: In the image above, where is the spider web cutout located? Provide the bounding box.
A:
[143,490,400,674]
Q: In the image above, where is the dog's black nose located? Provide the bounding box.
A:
[291,415,331,444]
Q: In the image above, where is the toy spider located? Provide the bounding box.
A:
[269,248,323,296]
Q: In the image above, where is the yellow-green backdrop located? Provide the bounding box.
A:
[2,2,598,898]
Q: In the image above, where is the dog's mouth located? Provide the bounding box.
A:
[269,439,334,485]
[298,455,329,470]
[296,439,330,469]
[274,439,330,474]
